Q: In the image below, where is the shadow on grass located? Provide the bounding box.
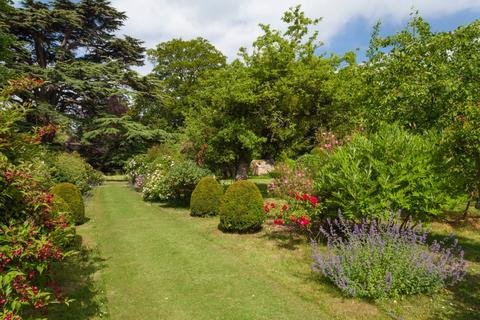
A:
[428,273,480,320]
[262,227,305,251]
[255,182,270,198]
[48,236,108,319]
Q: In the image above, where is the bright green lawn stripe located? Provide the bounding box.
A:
[80,182,480,320]
[85,182,381,320]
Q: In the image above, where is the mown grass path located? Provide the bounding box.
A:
[79,182,382,320]
[76,182,480,320]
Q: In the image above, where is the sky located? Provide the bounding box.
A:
[109,0,480,74]
[19,0,480,74]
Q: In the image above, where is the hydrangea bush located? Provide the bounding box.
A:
[143,160,211,202]
[312,215,466,299]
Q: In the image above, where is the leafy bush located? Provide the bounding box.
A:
[143,160,211,202]
[190,176,223,217]
[219,180,264,232]
[0,79,77,318]
[0,221,75,319]
[312,215,466,299]
[51,183,85,225]
[314,124,458,221]
[50,152,103,194]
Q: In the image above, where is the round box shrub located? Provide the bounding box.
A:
[51,183,85,225]
[190,176,223,217]
[51,196,74,224]
[219,180,264,232]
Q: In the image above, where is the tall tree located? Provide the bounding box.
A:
[0,0,14,84]
[5,0,147,169]
[145,37,226,128]
[186,6,354,178]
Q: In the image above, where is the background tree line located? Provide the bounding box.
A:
[1,1,480,203]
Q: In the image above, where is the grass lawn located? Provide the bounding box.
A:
[51,182,480,319]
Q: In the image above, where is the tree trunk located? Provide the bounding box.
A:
[463,200,471,220]
[34,34,47,68]
[235,153,250,180]
[235,161,249,180]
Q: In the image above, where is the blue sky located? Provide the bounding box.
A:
[107,0,480,73]
[326,8,480,62]
[15,1,480,72]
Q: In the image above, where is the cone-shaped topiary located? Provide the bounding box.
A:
[219,180,264,232]
[190,176,223,217]
[51,182,85,225]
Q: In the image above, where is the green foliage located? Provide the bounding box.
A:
[5,0,146,171]
[219,180,264,232]
[190,176,223,217]
[82,115,168,171]
[142,160,211,202]
[441,103,480,200]
[354,14,480,131]
[315,125,459,221]
[185,6,355,175]
[50,152,103,193]
[51,183,85,225]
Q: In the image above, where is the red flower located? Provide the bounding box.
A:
[301,194,309,201]
[298,216,310,227]
[270,202,276,209]
[263,204,270,213]
[290,216,297,222]
[273,219,284,225]
[281,204,288,212]
[309,196,318,207]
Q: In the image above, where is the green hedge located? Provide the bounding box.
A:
[190,176,223,217]
[51,183,85,225]
[219,180,264,232]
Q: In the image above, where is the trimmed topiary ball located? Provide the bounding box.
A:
[51,196,74,225]
[51,182,85,225]
[190,176,223,217]
[219,180,264,232]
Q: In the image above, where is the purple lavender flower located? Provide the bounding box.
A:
[311,213,466,299]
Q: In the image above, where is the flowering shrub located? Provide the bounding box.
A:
[32,124,58,144]
[312,215,466,299]
[268,163,313,198]
[124,145,178,188]
[0,221,75,319]
[315,130,343,153]
[0,78,78,318]
[264,192,321,234]
[143,160,211,202]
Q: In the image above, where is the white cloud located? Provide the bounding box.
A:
[111,0,480,74]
